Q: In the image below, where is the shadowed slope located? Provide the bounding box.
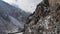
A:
[0,0,30,34]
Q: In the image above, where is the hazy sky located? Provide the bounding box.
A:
[3,0,42,13]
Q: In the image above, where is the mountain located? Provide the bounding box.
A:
[24,0,60,34]
[0,0,30,34]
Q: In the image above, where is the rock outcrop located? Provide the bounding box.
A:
[24,0,60,34]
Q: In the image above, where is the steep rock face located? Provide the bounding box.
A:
[0,0,30,34]
[24,0,60,34]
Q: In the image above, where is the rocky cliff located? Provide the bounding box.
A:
[24,0,60,34]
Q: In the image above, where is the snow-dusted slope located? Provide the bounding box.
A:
[3,0,42,13]
[0,0,30,34]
